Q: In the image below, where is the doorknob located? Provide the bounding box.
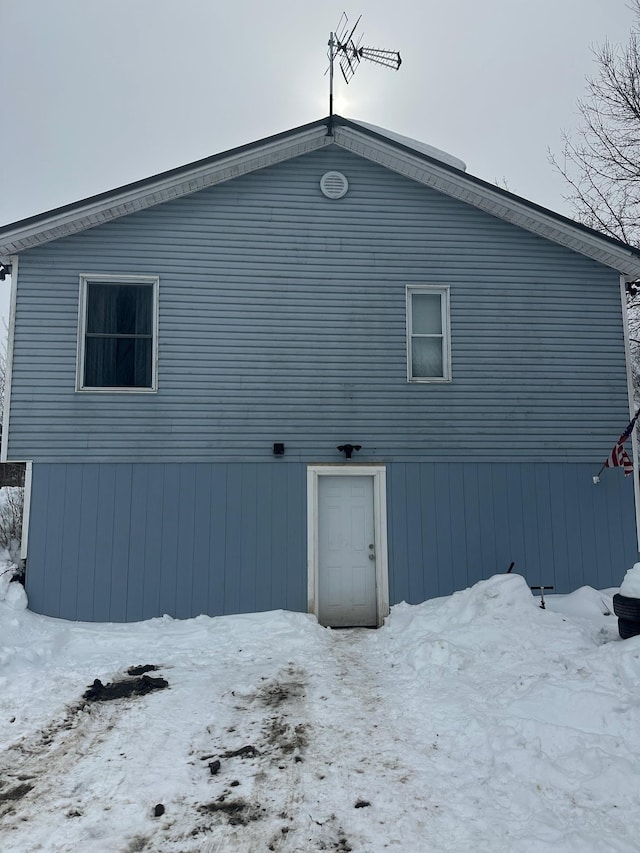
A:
[368,553,375,560]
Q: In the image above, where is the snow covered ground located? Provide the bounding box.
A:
[1,570,640,852]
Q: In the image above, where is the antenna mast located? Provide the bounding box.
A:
[327,13,401,119]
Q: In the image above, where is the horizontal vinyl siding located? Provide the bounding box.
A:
[8,146,630,463]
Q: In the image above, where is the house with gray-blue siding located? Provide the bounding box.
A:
[1,115,640,626]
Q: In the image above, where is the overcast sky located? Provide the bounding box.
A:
[0,0,637,228]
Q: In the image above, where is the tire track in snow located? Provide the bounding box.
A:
[154,662,316,852]
[0,697,131,839]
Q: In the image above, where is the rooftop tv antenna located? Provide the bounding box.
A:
[327,13,401,119]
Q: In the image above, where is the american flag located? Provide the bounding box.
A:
[604,411,640,477]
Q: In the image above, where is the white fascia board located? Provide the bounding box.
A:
[334,127,640,279]
[0,125,332,255]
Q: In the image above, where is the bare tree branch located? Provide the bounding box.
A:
[551,3,640,398]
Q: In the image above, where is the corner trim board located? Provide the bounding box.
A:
[20,460,32,562]
[1,255,18,462]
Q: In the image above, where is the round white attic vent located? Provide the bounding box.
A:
[320,171,349,199]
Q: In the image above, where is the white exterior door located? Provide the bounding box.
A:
[317,475,377,627]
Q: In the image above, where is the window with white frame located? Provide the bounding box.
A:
[406,285,451,381]
[77,275,158,391]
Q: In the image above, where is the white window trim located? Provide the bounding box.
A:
[306,464,389,628]
[76,274,159,393]
[406,284,452,382]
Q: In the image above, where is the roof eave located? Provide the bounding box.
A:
[332,122,640,278]
[3,114,640,278]
[0,120,333,256]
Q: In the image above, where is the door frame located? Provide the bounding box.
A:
[307,464,389,627]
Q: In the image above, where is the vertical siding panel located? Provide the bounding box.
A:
[285,463,305,612]
[534,465,555,586]
[23,459,639,621]
[175,464,196,619]
[448,465,468,591]
[461,464,482,586]
[404,463,425,604]
[42,465,65,618]
[224,463,242,614]
[388,463,409,603]
[142,465,165,619]
[589,476,624,586]
[604,476,634,583]
[192,464,213,616]
[93,465,116,621]
[127,464,149,620]
[489,464,511,578]
[255,464,274,612]
[548,466,570,593]
[58,465,83,620]
[519,464,541,584]
[25,464,50,615]
[158,464,180,616]
[596,482,614,590]
[560,466,584,592]
[239,464,258,613]
[208,464,227,615]
[270,464,288,610]
[76,464,100,621]
[505,465,527,579]
[578,475,601,589]
[433,463,453,597]
[419,463,439,601]
[477,464,498,580]
[109,464,132,622]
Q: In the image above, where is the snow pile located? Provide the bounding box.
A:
[619,562,640,598]
[1,574,640,852]
[0,549,25,610]
[350,118,467,171]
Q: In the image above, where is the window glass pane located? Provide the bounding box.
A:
[86,283,152,335]
[412,293,442,335]
[412,337,443,378]
[84,337,152,387]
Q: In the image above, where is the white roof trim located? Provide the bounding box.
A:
[333,125,640,278]
[2,117,640,277]
[348,119,467,171]
[0,125,332,255]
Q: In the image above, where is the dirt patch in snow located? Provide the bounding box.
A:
[126,664,160,676]
[221,744,261,759]
[255,664,307,708]
[0,665,170,827]
[198,797,266,826]
[83,673,168,702]
[0,780,33,809]
[264,716,308,756]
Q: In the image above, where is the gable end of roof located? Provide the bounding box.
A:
[3,114,640,278]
